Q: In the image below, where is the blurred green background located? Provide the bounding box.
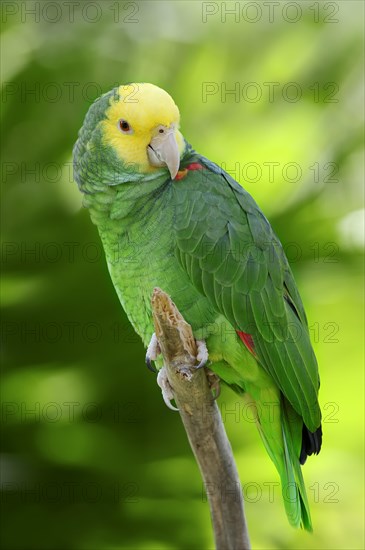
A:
[1,1,364,549]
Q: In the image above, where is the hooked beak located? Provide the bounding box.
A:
[147,127,180,179]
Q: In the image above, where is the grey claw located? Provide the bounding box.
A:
[195,358,208,370]
[195,339,209,369]
[162,392,179,412]
[157,368,179,412]
[145,333,160,373]
[145,356,157,373]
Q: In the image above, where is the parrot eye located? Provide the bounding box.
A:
[118,119,133,134]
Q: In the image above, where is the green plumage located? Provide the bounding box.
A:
[73,87,322,531]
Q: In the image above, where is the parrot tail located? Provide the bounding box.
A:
[279,400,313,531]
[255,397,313,531]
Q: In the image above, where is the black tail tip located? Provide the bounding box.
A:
[300,424,322,465]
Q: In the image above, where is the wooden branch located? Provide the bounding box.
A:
[151,288,251,550]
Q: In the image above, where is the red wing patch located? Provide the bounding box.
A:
[186,162,203,171]
[175,169,188,180]
[237,331,256,356]
[175,162,204,180]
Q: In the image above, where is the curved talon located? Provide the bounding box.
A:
[157,367,179,412]
[145,356,157,373]
[145,333,160,374]
[195,358,208,370]
[195,339,209,369]
[162,393,179,412]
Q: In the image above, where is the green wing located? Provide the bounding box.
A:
[173,156,321,431]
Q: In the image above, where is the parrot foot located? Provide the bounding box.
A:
[195,339,209,369]
[157,367,179,411]
[206,369,221,400]
[145,333,161,373]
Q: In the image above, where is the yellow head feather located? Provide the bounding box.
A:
[101,83,185,173]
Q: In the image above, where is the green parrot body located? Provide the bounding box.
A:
[73,84,322,531]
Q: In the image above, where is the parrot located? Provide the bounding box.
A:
[73,82,322,531]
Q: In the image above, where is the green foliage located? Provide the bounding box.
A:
[1,2,364,549]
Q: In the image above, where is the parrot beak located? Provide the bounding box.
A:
[147,127,180,179]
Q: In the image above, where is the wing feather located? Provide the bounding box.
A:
[172,158,321,428]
